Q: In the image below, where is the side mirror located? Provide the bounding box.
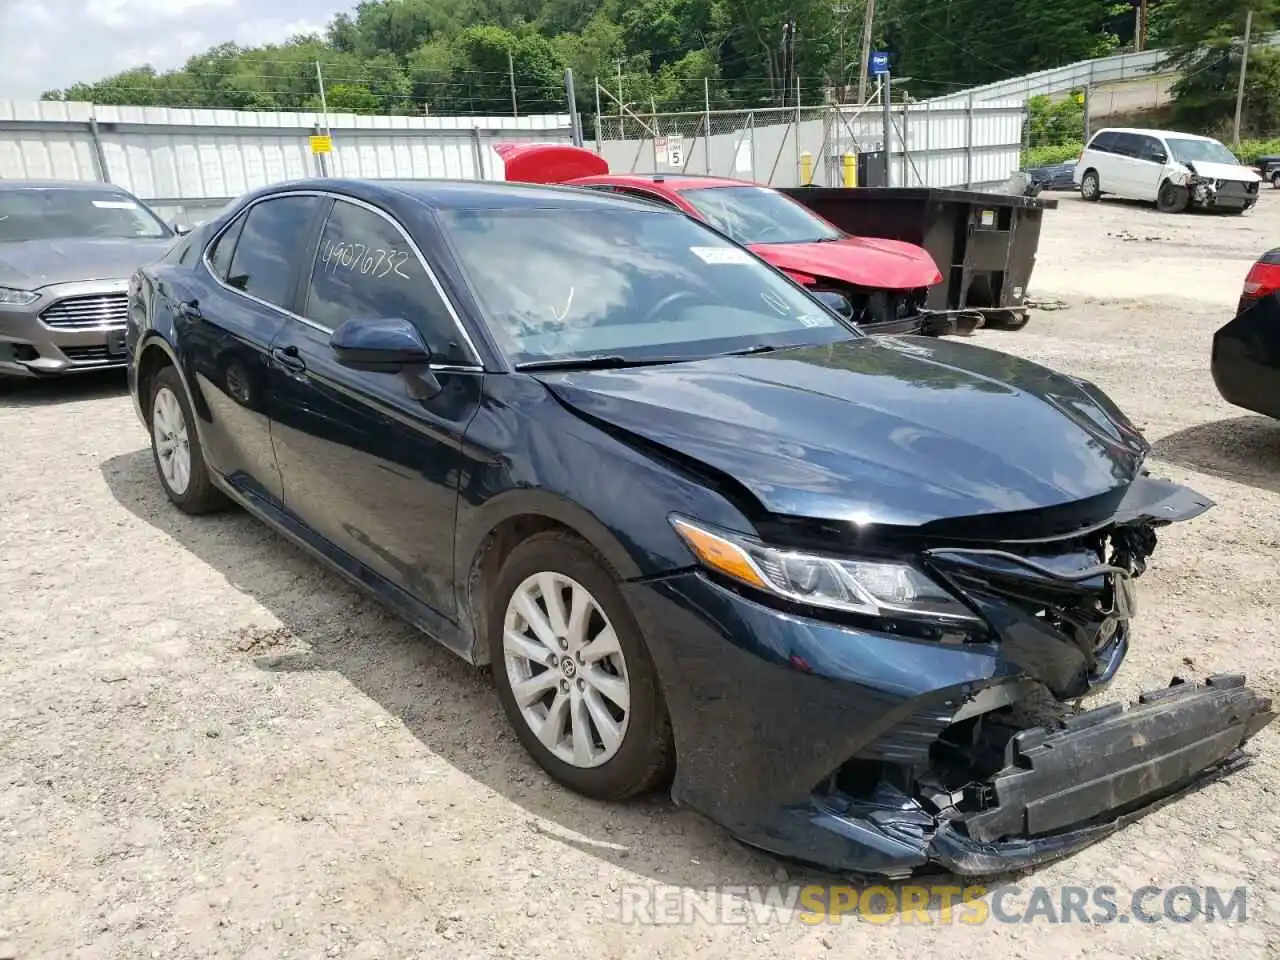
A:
[169,219,191,236]
[813,289,855,320]
[330,317,432,373]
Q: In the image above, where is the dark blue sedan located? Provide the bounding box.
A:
[126,178,1273,878]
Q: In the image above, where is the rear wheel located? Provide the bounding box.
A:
[489,531,674,801]
[1080,169,1101,201]
[1156,180,1189,214]
[148,365,226,514]
[1271,171,1280,189]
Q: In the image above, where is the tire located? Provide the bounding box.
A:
[1156,180,1189,214]
[148,365,227,514]
[1271,171,1280,189]
[1080,169,1101,201]
[489,530,674,801]
[986,309,1030,331]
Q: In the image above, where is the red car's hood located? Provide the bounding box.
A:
[750,236,942,290]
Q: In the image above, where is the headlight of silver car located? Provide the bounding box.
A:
[670,515,980,622]
[0,285,39,306]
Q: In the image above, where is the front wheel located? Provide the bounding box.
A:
[1271,171,1280,189]
[489,531,674,801]
[1156,180,1190,214]
[1080,169,1101,201]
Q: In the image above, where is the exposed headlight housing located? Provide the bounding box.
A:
[670,516,980,622]
[0,286,39,306]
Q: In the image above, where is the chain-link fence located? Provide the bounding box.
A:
[594,86,1028,191]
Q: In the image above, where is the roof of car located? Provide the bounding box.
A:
[1094,127,1219,141]
[250,177,674,212]
[0,178,138,192]
[567,173,757,191]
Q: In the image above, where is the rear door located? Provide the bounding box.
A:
[186,194,325,505]
[1108,133,1146,198]
[265,195,485,620]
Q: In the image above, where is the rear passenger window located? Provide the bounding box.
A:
[225,196,321,308]
[206,213,245,280]
[1111,133,1142,158]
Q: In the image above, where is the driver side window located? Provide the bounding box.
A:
[301,200,470,364]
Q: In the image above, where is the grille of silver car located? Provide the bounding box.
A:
[40,293,129,330]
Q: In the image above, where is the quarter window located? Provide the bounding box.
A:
[225,196,321,308]
[206,212,245,280]
[302,200,467,363]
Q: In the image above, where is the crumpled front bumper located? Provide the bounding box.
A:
[625,476,1273,878]
[927,674,1274,874]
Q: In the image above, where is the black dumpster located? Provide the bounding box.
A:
[780,186,1059,330]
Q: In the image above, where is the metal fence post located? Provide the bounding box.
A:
[594,77,603,153]
[471,127,486,179]
[965,93,975,190]
[923,99,931,187]
[1083,85,1091,144]
[87,111,111,183]
[704,78,713,174]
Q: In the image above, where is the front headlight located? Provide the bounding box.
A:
[0,285,39,306]
[670,516,980,622]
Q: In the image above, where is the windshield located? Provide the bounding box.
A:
[678,185,843,245]
[0,188,170,243]
[438,206,857,365]
[1166,137,1239,166]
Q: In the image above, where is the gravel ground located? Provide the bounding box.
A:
[2,190,1278,960]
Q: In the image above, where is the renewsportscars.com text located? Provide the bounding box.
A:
[619,883,1250,926]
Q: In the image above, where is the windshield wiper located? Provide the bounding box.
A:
[514,354,686,371]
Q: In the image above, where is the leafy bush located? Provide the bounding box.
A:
[1023,141,1084,167]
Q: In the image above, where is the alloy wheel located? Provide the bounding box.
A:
[152,386,192,496]
[502,572,631,768]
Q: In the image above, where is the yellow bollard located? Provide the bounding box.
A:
[800,151,813,185]
[843,152,857,188]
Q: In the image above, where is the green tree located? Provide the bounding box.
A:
[1156,0,1280,137]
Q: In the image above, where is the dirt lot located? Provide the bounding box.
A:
[2,190,1278,960]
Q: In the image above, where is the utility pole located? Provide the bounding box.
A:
[508,49,518,117]
[857,0,876,105]
[1136,0,1149,51]
[780,19,793,108]
[615,60,625,117]
[1234,8,1254,145]
[882,68,893,186]
[833,2,850,102]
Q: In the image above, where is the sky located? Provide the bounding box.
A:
[1,0,354,100]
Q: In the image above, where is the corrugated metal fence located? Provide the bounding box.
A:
[597,98,1027,191]
[0,100,574,222]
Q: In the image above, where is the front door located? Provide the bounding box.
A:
[265,196,485,620]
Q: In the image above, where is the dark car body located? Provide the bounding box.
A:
[127,178,1273,879]
[1022,161,1077,193]
[1212,248,1280,418]
[0,180,174,377]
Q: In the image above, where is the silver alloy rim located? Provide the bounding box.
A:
[1083,174,1097,198]
[152,386,192,496]
[503,572,631,768]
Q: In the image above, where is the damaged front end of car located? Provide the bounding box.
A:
[798,476,1276,877]
[1168,164,1261,211]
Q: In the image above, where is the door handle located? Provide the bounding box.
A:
[271,344,306,374]
[176,299,202,320]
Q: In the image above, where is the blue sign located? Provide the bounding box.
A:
[870,51,890,76]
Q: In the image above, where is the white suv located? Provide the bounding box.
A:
[1073,127,1260,214]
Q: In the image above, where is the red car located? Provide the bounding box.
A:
[493,143,947,335]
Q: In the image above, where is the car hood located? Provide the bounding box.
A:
[536,338,1150,527]
[0,237,173,289]
[1187,160,1261,183]
[750,236,943,291]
